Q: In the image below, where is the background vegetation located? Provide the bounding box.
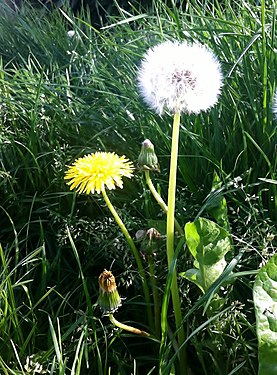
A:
[0,0,276,374]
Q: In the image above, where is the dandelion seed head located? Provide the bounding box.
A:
[137,41,223,115]
[64,152,134,194]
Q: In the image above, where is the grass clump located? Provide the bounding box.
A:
[0,0,276,374]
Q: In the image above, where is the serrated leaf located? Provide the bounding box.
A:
[253,254,277,375]
[184,217,232,293]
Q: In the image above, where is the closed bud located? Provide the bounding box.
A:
[137,139,160,172]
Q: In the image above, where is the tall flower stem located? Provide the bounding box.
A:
[166,112,187,372]
[109,314,150,337]
[144,170,184,235]
[101,188,154,331]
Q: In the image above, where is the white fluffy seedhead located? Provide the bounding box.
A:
[137,41,223,115]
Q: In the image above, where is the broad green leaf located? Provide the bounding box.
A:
[183,218,232,293]
[253,254,277,375]
[180,268,204,292]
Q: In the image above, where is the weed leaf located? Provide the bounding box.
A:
[182,218,232,293]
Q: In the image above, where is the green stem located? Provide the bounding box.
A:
[101,188,154,331]
[145,170,184,235]
[166,112,187,373]
[261,0,267,132]
[149,255,161,338]
[109,314,150,337]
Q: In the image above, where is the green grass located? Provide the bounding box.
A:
[0,0,276,373]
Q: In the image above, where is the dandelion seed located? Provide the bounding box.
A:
[64,152,134,194]
[137,40,223,115]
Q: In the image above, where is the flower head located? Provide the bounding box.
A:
[97,269,122,314]
[65,151,134,194]
[137,41,223,115]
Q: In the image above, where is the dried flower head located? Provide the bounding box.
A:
[136,227,161,255]
[64,152,134,194]
[99,269,117,294]
[98,269,122,314]
[137,41,223,115]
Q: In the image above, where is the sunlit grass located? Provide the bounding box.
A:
[0,0,276,373]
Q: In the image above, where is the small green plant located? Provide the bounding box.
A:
[64,151,153,328]
[183,217,232,294]
[136,39,223,374]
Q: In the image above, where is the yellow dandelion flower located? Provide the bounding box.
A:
[64,152,134,194]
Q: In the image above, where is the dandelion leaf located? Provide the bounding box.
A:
[253,254,277,375]
[183,217,232,292]
[180,268,204,293]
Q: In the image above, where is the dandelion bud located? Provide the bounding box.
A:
[137,139,160,172]
[97,270,121,314]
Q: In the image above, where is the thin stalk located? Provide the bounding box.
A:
[166,112,187,373]
[0,244,24,346]
[101,188,153,331]
[145,170,184,235]
[109,314,150,337]
[261,0,267,132]
[148,255,161,338]
[67,227,94,318]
